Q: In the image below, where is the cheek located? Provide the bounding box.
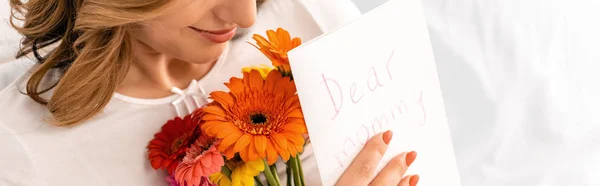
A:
[141,24,195,53]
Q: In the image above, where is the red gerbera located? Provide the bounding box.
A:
[148,115,200,174]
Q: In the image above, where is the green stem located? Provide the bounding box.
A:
[254,176,265,186]
[270,163,282,184]
[295,156,305,186]
[290,156,302,186]
[286,161,293,186]
[263,159,280,186]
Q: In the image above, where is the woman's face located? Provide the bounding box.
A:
[133,0,257,64]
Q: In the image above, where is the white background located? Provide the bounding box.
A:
[352,0,389,13]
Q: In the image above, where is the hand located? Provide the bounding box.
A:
[336,130,419,186]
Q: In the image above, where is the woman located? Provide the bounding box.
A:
[0,0,419,185]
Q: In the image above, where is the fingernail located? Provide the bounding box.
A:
[406,151,417,167]
[382,130,393,145]
[409,174,420,186]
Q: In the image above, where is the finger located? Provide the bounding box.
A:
[397,175,414,186]
[369,152,410,186]
[408,175,420,186]
[336,130,393,186]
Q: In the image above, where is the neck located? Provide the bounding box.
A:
[116,41,218,99]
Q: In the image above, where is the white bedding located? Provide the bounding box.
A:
[2,0,600,185]
[421,0,600,185]
[0,0,21,64]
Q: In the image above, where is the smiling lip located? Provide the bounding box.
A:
[190,27,237,43]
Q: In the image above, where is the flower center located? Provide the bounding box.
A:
[169,137,185,154]
[250,113,267,125]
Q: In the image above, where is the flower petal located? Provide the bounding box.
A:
[213,153,224,166]
[254,135,268,158]
[283,81,297,98]
[288,144,298,158]
[252,34,271,48]
[185,166,194,185]
[224,146,236,160]
[278,28,291,51]
[242,71,251,87]
[202,114,227,122]
[216,124,240,139]
[270,137,290,162]
[233,134,252,153]
[239,146,250,162]
[192,164,203,185]
[266,139,278,165]
[200,155,212,168]
[203,106,226,117]
[265,70,280,93]
[281,131,304,147]
[227,77,245,96]
[274,76,291,93]
[249,70,264,90]
[295,141,304,154]
[202,121,232,137]
[247,139,259,161]
[283,122,307,134]
[210,91,235,109]
[241,175,254,185]
[291,37,302,48]
[287,109,304,119]
[219,130,242,152]
[270,133,288,150]
[248,159,266,172]
[266,30,279,46]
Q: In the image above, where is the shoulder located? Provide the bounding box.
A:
[0,57,49,133]
[0,59,47,185]
[0,57,36,92]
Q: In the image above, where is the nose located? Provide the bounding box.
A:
[214,0,257,28]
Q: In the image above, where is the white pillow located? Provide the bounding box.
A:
[0,0,22,64]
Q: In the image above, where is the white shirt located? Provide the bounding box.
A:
[0,1,361,185]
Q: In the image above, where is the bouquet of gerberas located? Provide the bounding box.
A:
[147,28,308,186]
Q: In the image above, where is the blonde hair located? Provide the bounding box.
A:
[9,0,173,126]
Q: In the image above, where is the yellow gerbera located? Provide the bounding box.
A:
[209,159,264,186]
[209,172,232,186]
[242,64,274,79]
[231,159,264,186]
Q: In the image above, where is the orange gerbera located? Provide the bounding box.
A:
[251,28,301,74]
[201,69,307,165]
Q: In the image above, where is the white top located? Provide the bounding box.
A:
[0,1,361,185]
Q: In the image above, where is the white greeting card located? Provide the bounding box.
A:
[288,0,462,185]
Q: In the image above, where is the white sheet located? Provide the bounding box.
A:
[421,0,600,185]
[0,0,21,64]
[2,0,600,185]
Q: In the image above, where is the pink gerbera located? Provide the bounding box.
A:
[174,132,224,186]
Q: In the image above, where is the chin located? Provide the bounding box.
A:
[184,44,228,65]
